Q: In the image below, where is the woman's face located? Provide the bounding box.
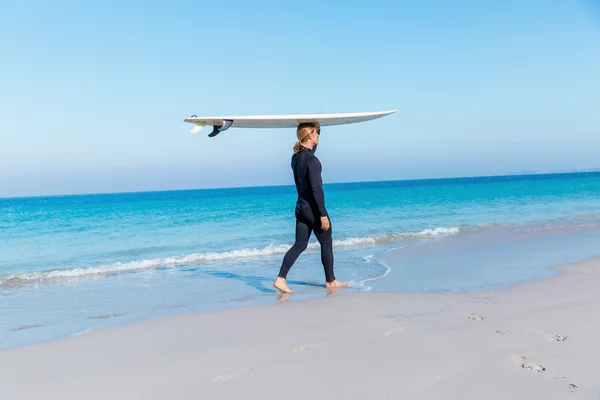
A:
[310,127,320,145]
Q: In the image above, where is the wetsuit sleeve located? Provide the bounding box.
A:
[306,156,328,217]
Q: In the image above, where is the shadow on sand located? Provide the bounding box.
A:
[182,267,325,294]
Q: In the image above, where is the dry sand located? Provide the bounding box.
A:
[2,257,600,399]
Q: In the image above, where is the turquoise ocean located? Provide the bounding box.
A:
[2,172,600,348]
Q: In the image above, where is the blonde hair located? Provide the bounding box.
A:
[293,122,320,154]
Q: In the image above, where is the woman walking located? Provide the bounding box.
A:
[273,122,348,293]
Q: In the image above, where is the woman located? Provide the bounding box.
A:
[273,122,348,293]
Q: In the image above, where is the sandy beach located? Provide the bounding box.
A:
[2,256,600,400]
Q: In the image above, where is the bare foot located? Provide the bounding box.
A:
[273,277,294,293]
[325,280,349,289]
[326,286,341,295]
[277,292,291,302]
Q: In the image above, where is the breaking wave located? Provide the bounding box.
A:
[0,226,459,288]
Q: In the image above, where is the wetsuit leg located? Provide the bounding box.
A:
[278,218,312,279]
[314,222,335,283]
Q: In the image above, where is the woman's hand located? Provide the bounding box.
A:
[320,216,330,231]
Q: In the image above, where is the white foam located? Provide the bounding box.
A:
[349,257,392,291]
[0,226,458,287]
[72,328,95,336]
[359,260,392,285]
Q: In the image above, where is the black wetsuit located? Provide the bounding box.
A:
[278,145,335,282]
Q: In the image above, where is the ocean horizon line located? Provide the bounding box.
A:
[2,168,600,201]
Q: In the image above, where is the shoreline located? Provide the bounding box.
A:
[2,255,600,399]
[0,249,591,347]
[0,240,577,351]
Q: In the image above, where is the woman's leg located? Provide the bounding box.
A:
[314,221,335,283]
[276,219,312,284]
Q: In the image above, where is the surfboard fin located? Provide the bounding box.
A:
[191,124,205,134]
[208,119,233,137]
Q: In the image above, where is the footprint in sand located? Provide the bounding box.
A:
[550,334,568,342]
[466,313,484,321]
[511,355,546,373]
[211,368,250,382]
[293,342,331,352]
[521,363,546,373]
[385,327,407,336]
[495,328,509,334]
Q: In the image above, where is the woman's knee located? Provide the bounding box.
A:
[294,240,309,252]
[315,229,332,246]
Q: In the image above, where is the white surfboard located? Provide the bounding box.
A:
[183,110,396,137]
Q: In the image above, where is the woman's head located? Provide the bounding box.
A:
[293,122,320,154]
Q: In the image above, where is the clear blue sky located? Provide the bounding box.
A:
[2,0,600,197]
